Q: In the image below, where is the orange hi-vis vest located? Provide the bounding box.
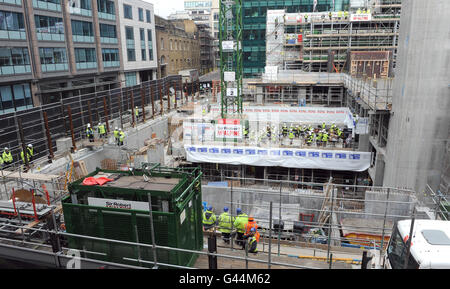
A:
[245,220,258,235]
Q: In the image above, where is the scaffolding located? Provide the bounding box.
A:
[265,7,400,73]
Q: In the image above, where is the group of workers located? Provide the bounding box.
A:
[202,206,260,254]
[244,122,347,147]
[0,144,35,169]
[281,122,345,146]
[85,122,125,146]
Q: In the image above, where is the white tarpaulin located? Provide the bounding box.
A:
[210,106,356,129]
[185,145,371,172]
[183,122,215,142]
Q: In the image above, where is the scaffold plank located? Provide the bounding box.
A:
[0,171,60,182]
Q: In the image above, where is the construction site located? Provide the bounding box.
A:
[0,0,448,270]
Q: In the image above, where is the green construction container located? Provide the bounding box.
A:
[62,164,203,268]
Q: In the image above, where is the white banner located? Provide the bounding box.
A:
[215,119,242,139]
[222,41,234,51]
[210,106,356,129]
[88,197,149,211]
[350,13,372,22]
[183,122,215,142]
[185,145,371,172]
[224,71,235,82]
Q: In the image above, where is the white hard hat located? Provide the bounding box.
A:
[87,123,91,127]
[115,127,118,130]
[4,147,8,150]
[28,144,33,148]
[119,128,122,131]
[98,122,101,125]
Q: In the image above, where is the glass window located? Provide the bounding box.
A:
[71,20,93,36]
[0,47,29,68]
[102,48,119,63]
[100,23,117,38]
[97,0,115,14]
[75,48,96,63]
[0,85,13,111]
[387,225,420,269]
[0,83,33,114]
[0,11,25,31]
[141,49,146,61]
[34,15,64,34]
[127,49,135,61]
[39,47,67,64]
[138,8,144,21]
[147,29,152,42]
[124,4,132,19]
[125,26,134,40]
[70,0,91,10]
[125,72,137,87]
[140,28,145,42]
[146,10,151,23]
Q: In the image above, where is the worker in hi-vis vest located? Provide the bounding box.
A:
[233,208,248,249]
[113,127,120,145]
[26,144,34,162]
[118,129,125,146]
[218,207,234,243]
[202,206,216,231]
[97,122,106,138]
[246,227,260,254]
[2,147,13,167]
[135,106,139,122]
[86,124,94,142]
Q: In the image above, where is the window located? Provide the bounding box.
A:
[39,47,67,72]
[0,11,25,32]
[146,10,151,23]
[0,83,33,115]
[71,20,94,42]
[127,49,135,61]
[69,0,92,16]
[138,8,144,21]
[39,47,66,64]
[141,49,146,61]
[125,72,137,87]
[32,0,62,12]
[97,0,115,15]
[124,4,132,19]
[125,26,134,40]
[74,48,97,69]
[387,225,420,269]
[147,29,153,60]
[160,38,164,50]
[102,48,119,67]
[140,28,145,42]
[100,23,117,38]
[0,47,31,75]
[35,15,64,34]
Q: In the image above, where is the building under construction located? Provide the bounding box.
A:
[0,0,447,270]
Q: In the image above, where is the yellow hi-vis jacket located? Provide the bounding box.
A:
[202,210,216,226]
[233,213,248,233]
[218,212,234,233]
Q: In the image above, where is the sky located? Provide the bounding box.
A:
[143,0,185,18]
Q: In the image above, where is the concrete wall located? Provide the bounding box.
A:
[201,185,324,230]
[383,0,450,198]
